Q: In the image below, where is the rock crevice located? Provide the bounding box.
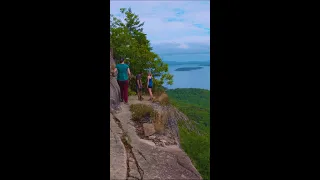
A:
[111,112,144,180]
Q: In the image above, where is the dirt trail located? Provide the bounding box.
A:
[110,96,202,180]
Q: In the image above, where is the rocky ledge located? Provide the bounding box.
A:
[110,96,202,180]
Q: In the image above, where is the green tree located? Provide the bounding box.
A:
[110,8,173,92]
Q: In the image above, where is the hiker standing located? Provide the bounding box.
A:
[114,58,131,104]
[147,71,154,101]
[136,71,143,101]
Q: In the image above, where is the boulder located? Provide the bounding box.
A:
[143,123,156,136]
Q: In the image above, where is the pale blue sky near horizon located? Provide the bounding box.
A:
[110,0,210,62]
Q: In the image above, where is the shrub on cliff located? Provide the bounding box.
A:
[130,104,155,122]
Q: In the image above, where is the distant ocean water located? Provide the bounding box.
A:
[154,53,210,90]
[164,63,210,90]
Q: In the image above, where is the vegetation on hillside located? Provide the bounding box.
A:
[110,8,173,93]
[167,88,210,180]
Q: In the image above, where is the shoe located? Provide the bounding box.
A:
[120,99,123,102]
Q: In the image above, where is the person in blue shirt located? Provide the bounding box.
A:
[113,58,131,104]
[147,71,154,101]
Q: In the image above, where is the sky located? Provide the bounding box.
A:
[110,0,210,60]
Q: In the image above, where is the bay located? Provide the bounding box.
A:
[164,63,210,90]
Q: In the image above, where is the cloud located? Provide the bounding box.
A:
[152,42,210,56]
[177,43,189,49]
[110,0,210,54]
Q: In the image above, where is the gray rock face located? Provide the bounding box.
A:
[110,99,202,180]
[110,128,127,180]
[131,144,202,180]
[110,48,121,112]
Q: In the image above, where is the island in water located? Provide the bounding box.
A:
[175,67,203,71]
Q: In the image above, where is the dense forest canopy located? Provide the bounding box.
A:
[167,88,210,180]
[110,8,173,91]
